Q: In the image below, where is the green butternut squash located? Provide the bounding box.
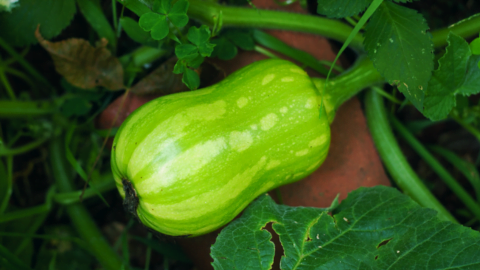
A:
[111,59,336,237]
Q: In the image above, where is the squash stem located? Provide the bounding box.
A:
[312,56,384,123]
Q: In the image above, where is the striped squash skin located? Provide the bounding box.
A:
[111,59,331,236]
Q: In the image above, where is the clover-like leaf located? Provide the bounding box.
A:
[152,0,171,14]
[168,0,189,27]
[173,60,186,74]
[212,186,480,270]
[182,68,200,90]
[139,13,169,40]
[188,25,215,57]
[224,29,255,50]
[211,37,237,60]
[187,55,204,69]
[175,44,198,61]
[120,17,159,47]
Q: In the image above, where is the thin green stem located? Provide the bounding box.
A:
[429,145,480,203]
[0,37,54,91]
[144,232,152,270]
[253,45,279,58]
[112,0,119,32]
[0,186,55,224]
[450,113,480,142]
[0,244,32,270]
[0,70,16,100]
[0,156,13,215]
[187,0,364,51]
[0,136,49,156]
[54,176,116,205]
[365,89,457,223]
[0,99,58,118]
[344,16,358,27]
[390,115,480,221]
[49,137,123,270]
[372,86,402,104]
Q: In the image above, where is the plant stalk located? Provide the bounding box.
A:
[0,100,57,118]
[187,0,365,51]
[390,115,480,221]
[365,89,457,223]
[313,56,384,123]
[49,136,124,270]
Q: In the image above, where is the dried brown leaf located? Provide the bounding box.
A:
[35,26,124,90]
[130,57,187,96]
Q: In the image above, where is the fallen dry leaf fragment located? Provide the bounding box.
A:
[130,57,187,96]
[35,26,124,90]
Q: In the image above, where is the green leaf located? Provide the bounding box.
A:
[175,44,198,60]
[187,55,204,69]
[139,12,169,40]
[153,0,171,14]
[0,0,76,47]
[60,98,92,117]
[424,33,471,121]
[224,29,255,50]
[120,17,159,47]
[316,0,370,18]
[212,186,480,269]
[173,60,186,74]
[470,38,480,55]
[77,0,116,51]
[457,55,480,96]
[168,0,189,27]
[364,1,433,112]
[182,69,200,90]
[211,37,238,60]
[187,25,215,57]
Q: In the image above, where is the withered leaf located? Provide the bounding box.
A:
[35,26,124,90]
[130,57,188,96]
[131,58,225,96]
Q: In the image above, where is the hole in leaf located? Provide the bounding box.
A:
[376,238,393,249]
[262,222,284,270]
[375,255,379,260]
[305,235,312,242]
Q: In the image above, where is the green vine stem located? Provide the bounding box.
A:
[0,136,49,156]
[0,37,53,91]
[450,113,480,143]
[0,186,55,224]
[431,15,480,48]
[49,137,124,270]
[54,175,116,205]
[313,56,383,123]
[0,243,32,270]
[364,89,458,223]
[390,114,480,221]
[187,0,364,51]
[0,100,58,118]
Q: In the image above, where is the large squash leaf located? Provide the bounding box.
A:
[211,186,480,270]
